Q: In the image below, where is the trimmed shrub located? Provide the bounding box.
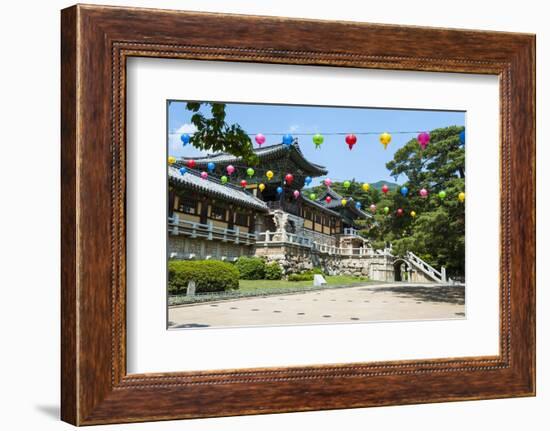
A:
[235,256,266,280]
[168,260,239,294]
[265,262,283,280]
[288,272,314,282]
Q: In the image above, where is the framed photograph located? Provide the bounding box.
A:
[61,4,535,425]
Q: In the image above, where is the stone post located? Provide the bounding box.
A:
[187,280,196,296]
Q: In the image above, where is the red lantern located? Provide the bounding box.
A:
[345,134,357,150]
[187,159,196,169]
[285,173,294,185]
[381,184,389,194]
[240,179,247,188]
[325,196,332,204]
[396,208,404,217]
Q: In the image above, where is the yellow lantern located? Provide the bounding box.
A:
[266,170,274,180]
[410,210,417,218]
[379,132,392,150]
[168,156,176,165]
[362,183,370,192]
[458,192,466,202]
[259,183,266,192]
[341,199,348,206]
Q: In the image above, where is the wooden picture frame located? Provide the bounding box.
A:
[61,4,535,425]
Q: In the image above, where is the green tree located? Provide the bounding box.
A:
[184,102,258,164]
[374,126,465,276]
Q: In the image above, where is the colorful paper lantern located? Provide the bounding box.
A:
[282,134,293,147]
[276,186,283,194]
[180,134,190,145]
[309,193,317,200]
[200,171,208,180]
[226,164,235,175]
[384,206,390,214]
[285,173,294,185]
[168,156,176,165]
[343,180,351,189]
[369,204,377,213]
[419,188,428,198]
[207,162,216,172]
[341,199,348,206]
[220,175,228,184]
[324,178,332,187]
[381,184,389,194]
[355,201,362,209]
[258,183,266,192]
[362,183,370,192]
[346,134,357,150]
[304,176,312,186]
[438,190,447,199]
[459,130,465,145]
[326,196,332,204]
[187,159,196,169]
[380,132,392,150]
[396,208,404,217]
[458,192,466,202]
[246,167,255,177]
[293,190,300,199]
[417,132,430,150]
[255,133,266,146]
[410,210,417,218]
[179,167,187,175]
[266,170,274,180]
[400,186,409,197]
[312,133,324,149]
[240,179,248,188]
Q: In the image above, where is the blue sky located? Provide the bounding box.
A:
[168,101,464,184]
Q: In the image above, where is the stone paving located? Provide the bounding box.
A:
[168,283,465,329]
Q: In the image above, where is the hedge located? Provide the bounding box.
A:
[264,262,283,280]
[235,256,266,280]
[168,260,239,294]
[288,272,314,282]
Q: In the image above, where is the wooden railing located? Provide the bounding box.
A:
[168,215,257,245]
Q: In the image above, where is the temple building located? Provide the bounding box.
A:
[168,141,373,267]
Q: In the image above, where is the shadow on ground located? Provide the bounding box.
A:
[168,321,210,329]
[363,285,465,305]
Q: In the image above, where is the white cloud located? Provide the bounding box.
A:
[289,124,300,132]
[168,122,210,158]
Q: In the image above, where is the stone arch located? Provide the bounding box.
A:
[393,258,409,282]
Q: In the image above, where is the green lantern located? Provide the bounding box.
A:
[246,167,255,177]
[343,180,351,189]
[220,175,228,184]
[384,206,390,214]
[309,193,317,200]
[312,133,324,148]
[438,190,447,199]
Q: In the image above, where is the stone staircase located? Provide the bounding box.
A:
[404,251,447,283]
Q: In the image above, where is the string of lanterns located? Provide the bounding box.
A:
[177,129,467,152]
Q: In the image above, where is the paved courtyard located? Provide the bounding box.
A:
[168,283,465,329]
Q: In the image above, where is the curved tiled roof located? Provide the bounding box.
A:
[179,142,328,177]
[168,167,268,212]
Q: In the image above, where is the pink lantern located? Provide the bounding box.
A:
[369,204,377,213]
[293,190,300,199]
[419,188,429,198]
[255,133,266,146]
[418,132,430,150]
[200,171,208,180]
[326,196,332,204]
[226,165,235,175]
[324,178,332,187]
[381,184,389,194]
[396,208,404,217]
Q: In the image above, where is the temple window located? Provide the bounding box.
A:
[210,205,226,221]
[178,199,197,215]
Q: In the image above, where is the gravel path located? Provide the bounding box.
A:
[168,283,465,329]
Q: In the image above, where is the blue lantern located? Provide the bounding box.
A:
[355,201,362,209]
[180,133,190,145]
[179,167,187,175]
[207,162,216,172]
[282,134,293,147]
[304,176,312,186]
[459,130,465,146]
[400,186,409,197]
[276,186,283,195]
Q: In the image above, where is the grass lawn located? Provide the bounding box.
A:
[238,275,372,292]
